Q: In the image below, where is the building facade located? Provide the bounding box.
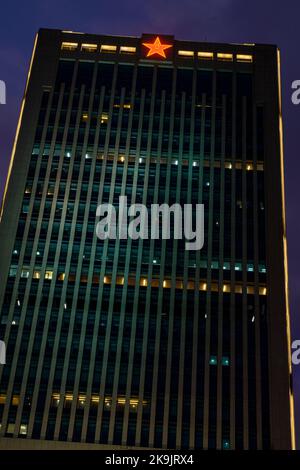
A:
[0,29,295,449]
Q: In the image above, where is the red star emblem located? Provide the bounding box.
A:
[142,36,173,59]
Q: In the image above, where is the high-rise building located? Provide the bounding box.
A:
[0,29,295,449]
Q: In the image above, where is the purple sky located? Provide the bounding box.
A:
[0,0,299,447]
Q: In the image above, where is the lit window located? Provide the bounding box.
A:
[100,44,117,53]
[0,394,6,404]
[45,271,53,280]
[21,269,30,278]
[222,357,230,366]
[100,112,109,124]
[33,270,41,279]
[22,204,29,214]
[236,54,253,63]
[178,50,194,57]
[113,103,131,109]
[217,53,233,61]
[61,42,78,51]
[120,46,136,54]
[82,113,89,122]
[105,398,112,408]
[12,395,20,406]
[9,267,17,277]
[20,424,27,435]
[209,356,217,365]
[222,439,230,450]
[7,424,15,434]
[198,51,214,60]
[259,287,267,296]
[81,43,97,52]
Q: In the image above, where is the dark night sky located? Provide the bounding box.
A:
[0,0,299,447]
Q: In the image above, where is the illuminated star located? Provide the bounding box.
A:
[142,36,173,58]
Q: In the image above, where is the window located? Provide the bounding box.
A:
[82,113,89,122]
[9,267,17,277]
[100,113,109,124]
[222,357,230,366]
[217,53,233,62]
[20,424,27,435]
[81,43,97,52]
[61,42,78,51]
[222,439,230,449]
[178,50,194,57]
[12,395,20,406]
[236,54,253,63]
[7,424,15,434]
[45,271,53,280]
[120,46,136,54]
[100,44,117,53]
[21,269,30,278]
[33,270,41,279]
[198,51,214,60]
[209,356,217,365]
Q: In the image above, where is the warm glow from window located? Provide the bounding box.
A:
[178,50,194,57]
[120,46,136,54]
[61,42,78,51]
[100,112,109,124]
[45,271,53,280]
[100,44,117,52]
[12,395,20,406]
[114,103,131,109]
[81,43,98,52]
[198,51,214,60]
[236,54,253,63]
[217,53,233,61]
[82,113,89,122]
[0,394,6,404]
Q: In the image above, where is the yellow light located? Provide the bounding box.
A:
[61,42,78,51]
[277,48,296,449]
[178,50,194,57]
[100,113,109,124]
[217,53,233,61]
[198,51,214,60]
[236,54,253,63]
[81,43,98,52]
[100,44,117,52]
[120,46,136,54]
[82,113,89,122]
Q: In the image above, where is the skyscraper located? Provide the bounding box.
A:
[0,29,295,449]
